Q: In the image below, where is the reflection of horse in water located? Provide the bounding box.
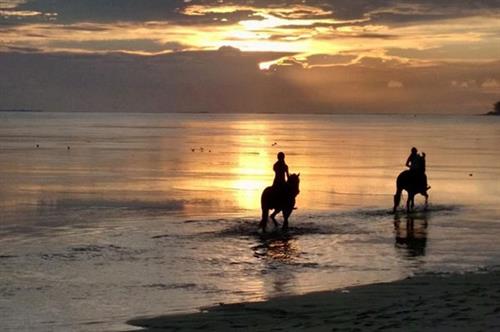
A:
[252,234,298,295]
[394,213,428,257]
[252,234,297,261]
[393,170,429,213]
[259,173,300,232]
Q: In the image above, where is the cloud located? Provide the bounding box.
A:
[3,0,500,27]
[387,80,403,88]
[46,39,188,53]
[0,0,499,116]
[305,53,357,67]
[181,4,333,20]
[0,1,27,10]
[0,9,43,17]
[481,78,500,89]
[0,0,499,63]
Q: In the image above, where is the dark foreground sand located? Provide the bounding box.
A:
[128,269,500,331]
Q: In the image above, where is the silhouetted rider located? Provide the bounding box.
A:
[406,147,421,171]
[406,147,428,190]
[273,152,289,191]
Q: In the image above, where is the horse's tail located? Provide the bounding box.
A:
[259,187,271,229]
[393,188,402,213]
[393,173,404,213]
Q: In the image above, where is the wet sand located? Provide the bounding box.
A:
[128,269,500,331]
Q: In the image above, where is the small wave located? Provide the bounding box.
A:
[330,190,392,197]
[314,203,463,220]
[139,282,225,295]
[38,198,186,211]
[422,204,462,213]
[342,208,394,218]
[70,244,124,253]
[204,218,369,240]
[39,244,145,262]
[92,125,184,130]
[143,283,198,291]
[151,234,174,239]
[158,204,464,242]
[183,218,231,224]
[0,255,17,259]
[391,204,462,217]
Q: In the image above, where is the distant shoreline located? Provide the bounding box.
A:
[0,110,488,116]
[0,109,43,113]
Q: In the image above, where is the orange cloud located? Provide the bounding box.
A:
[0,2,499,70]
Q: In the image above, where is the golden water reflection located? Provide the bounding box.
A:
[5,114,498,218]
[174,117,409,214]
[232,148,272,210]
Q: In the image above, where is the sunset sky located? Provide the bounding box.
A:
[1,0,499,113]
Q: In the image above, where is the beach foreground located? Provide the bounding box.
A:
[128,269,500,331]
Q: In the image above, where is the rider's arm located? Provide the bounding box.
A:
[405,155,412,168]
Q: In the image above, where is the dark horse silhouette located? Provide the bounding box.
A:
[259,173,300,232]
[393,170,429,213]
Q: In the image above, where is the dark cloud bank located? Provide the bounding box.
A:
[4,0,500,26]
[1,50,498,114]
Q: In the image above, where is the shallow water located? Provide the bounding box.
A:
[0,112,499,331]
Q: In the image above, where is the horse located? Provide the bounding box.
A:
[393,170,429,213]
[259,173,300,232]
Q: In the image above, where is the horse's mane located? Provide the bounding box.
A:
[287,173,300,194]
[288,173,299,183]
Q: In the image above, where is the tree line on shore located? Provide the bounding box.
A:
[486,101,500,115]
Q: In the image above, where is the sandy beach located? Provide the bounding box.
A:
[128,269,500,331]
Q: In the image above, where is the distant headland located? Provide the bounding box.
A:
[0,109,43,113]
[484,101,500,115]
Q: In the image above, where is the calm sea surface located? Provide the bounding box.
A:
[1,112,499,331]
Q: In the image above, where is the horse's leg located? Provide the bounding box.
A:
[260,207,268,231]
[423,192,429,211]
[282,208,291,231]
[393,188,403,213]
[270,209,280,229]
[406,193,414,213]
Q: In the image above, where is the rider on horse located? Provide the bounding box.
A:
[393,147,430,213]
[273,152,289,193]
[406,147,429,191]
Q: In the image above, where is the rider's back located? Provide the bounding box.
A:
[273,160,288,187]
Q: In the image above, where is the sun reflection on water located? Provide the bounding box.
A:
[231,137,273,211]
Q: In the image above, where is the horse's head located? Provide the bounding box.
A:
[287,173,300,196]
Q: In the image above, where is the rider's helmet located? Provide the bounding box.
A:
[277,152,285,160]
[411,147,417,154]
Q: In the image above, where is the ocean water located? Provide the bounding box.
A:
[0,112,499,331]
